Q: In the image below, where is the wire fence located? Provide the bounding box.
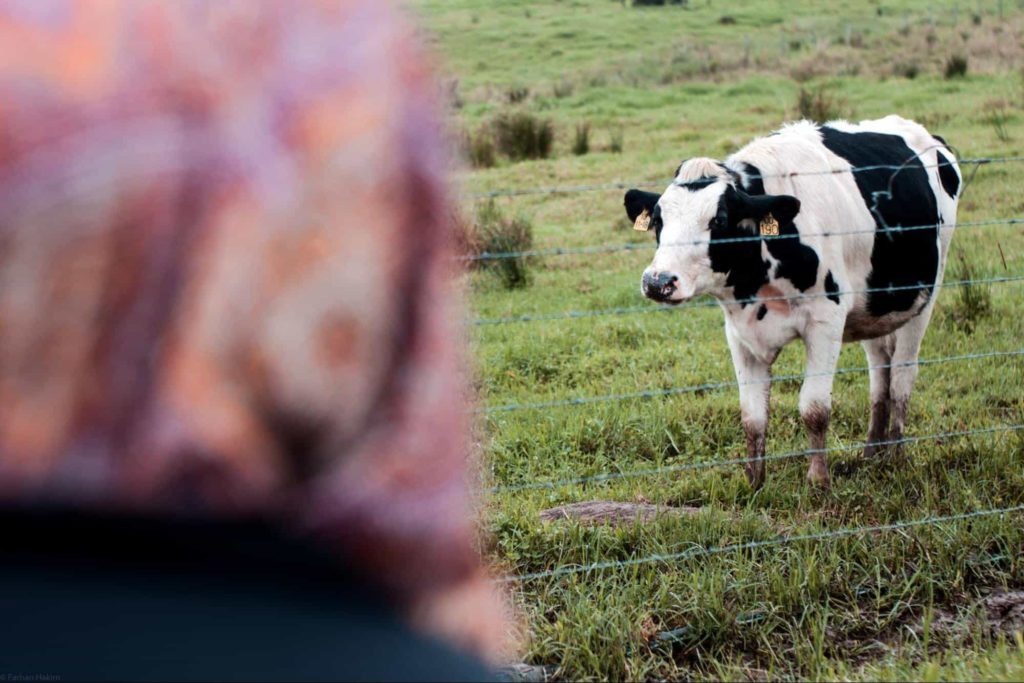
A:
[500,502,1024,583]
[471,148,1024,588]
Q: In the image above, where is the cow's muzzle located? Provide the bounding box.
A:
[642,270,680,303]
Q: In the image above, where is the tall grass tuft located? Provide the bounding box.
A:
[465,128,496,168]
[945,54,969,79]
[985,100,1012,142]
[573,122,591,156]
[609,128,624,154]
[506,86,530,104]
[471,199,534,289]
[949,251,992,334]
[492,112,554,161]
[552,79,575,99]
[795,85,845,123]
[894,61,920,79]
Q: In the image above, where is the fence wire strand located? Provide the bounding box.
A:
[465,155,1024,200]
[482,347,1024,414]
[461,216,1023,263]
[473,274,1024,327]
[490,423,1024,494]
[501,503,1024,583]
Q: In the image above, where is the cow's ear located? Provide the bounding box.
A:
[763,194,800,224]
[747,193,801,224]
[728,188,801,225]
[624,189,660,225]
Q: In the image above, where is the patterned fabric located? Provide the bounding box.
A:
[0,0,483,614]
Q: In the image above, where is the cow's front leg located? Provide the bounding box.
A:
[726,322,773,490]
[800,324,843,488]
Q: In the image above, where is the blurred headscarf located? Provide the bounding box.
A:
[0,0,507,659]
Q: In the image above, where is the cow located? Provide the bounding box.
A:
[623,116,961,489]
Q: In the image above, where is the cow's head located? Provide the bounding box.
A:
[624,158,800,304]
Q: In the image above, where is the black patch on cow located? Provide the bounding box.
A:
[936,150,960,198]
[673,159,688,178]
[819,126,940,316]
[932,134,949,148]
[764,226,818,292]
[708,186,818,306]
[735,162,766,196]
[676,176,720,191]
[651,205,664,244]
[824,271,840,304]
[756,304,768,320]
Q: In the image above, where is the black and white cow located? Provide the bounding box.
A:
[624,116,960,489]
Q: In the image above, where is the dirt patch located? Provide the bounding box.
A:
[539,500,701,526]
[840,590,1024,670]
[982,591,1024,636]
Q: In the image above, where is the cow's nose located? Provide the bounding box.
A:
[642,271,679,301]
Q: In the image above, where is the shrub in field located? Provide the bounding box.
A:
[945,54,969,79]
[472,199,533,289]
[609,128,624,154]
[795,85,846,123]
[465,128,496,168]
[572,122,591,156]
[552,79,574,99]
[894,61,920,79]
[492,111,554,161]
[506,86,530,104]
[948,251,992,334]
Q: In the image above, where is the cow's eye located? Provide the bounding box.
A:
[709,216,723,231]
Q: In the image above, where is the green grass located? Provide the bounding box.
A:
[418,0,1024,679]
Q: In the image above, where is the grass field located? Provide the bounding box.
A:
[415,1,1024,679]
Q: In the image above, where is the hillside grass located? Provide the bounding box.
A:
[417,0,1024,679]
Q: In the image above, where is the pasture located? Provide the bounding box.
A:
[416,0,1024,679]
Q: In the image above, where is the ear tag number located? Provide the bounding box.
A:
[759,213,779,236]
[633,209,652,232]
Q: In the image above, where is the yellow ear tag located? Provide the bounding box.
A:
[633,209,651,232]
[759,213,779,236]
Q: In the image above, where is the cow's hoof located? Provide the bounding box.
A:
[806,463,830,489]
[745,463,765,490]
[862,443,886,459]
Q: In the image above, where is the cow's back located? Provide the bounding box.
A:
[727,116,959,338]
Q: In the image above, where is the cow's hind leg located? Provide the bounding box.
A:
[888,300,936,454]
[726,323,772,490]
[800,324,843,488]
[861,334,896,457]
